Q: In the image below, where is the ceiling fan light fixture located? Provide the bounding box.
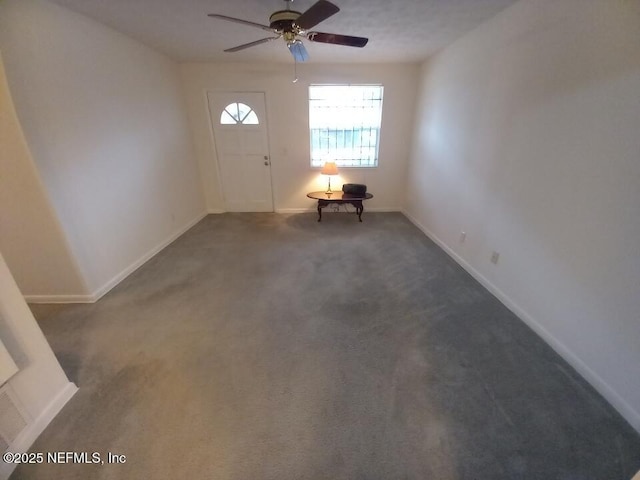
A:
[288,40,309,62]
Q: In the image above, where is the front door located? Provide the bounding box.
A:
[208,92,273,212]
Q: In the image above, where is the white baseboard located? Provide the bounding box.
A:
[401,209,640,434]
[0,382,78,480]
[275,207,401,214]
[23,294,95,304]
[26,212,208,305]
[208,209,225,214]
[89,211,208,302]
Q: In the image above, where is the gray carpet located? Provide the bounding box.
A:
[16,212,640,479]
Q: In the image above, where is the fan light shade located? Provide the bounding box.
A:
[320,161,338,176]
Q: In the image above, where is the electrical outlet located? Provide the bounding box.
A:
[459,231,466,243]
[491,251,500,264]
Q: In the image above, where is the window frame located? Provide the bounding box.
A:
[308,84,384,169]
[220,102,259,125]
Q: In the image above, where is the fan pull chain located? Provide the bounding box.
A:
[293,59,298,83]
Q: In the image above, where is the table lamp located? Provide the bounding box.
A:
[320,161,339,194]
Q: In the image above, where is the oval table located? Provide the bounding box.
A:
[306,191,374,222]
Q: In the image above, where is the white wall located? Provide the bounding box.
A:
[180,62,419,213]
[0,0,205,300]
[0,53,89,299]
[0,251,76,479]
[405,0,640,431]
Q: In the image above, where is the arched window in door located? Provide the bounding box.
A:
[220,102,259,125]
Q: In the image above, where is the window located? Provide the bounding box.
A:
[309,85,383,168]
[220,102,259,125]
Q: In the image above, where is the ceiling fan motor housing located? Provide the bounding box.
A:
[269,10,302,31]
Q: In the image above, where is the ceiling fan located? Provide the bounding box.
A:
[208,0,368,62]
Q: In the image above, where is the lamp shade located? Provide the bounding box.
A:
[320,161,338,176]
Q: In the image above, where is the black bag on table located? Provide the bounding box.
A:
[342,184,367,195]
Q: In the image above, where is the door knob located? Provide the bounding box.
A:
[263,155,269,160]
[264,161,270,166]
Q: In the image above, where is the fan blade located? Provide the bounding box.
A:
[224,36,281,53]
[295,0,339,30]
[208,14,274,33]
[307,31,368,47]
[288,41,309,62]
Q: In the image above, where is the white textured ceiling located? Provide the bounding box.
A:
[47,0,518,63]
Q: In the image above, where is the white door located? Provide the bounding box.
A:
[208,92,273,212]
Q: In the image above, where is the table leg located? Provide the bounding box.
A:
[356,201,364,222]
[317,201,322,222]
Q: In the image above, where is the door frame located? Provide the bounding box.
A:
[206,90,275,212]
